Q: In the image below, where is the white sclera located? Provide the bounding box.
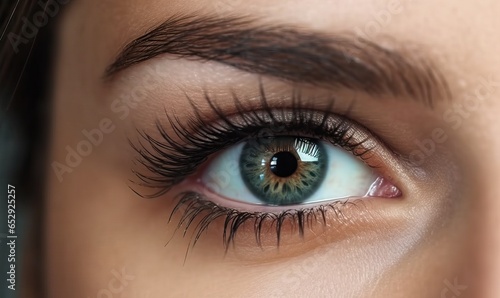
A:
[201,141,377,206]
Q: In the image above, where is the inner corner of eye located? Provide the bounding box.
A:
[366,176,402,199]
[196,136,401,209]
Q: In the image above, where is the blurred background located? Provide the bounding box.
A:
[1,1,56,296]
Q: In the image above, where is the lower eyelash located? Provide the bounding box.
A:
[169,191,357,253]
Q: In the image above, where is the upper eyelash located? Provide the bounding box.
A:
[129,88,373,199]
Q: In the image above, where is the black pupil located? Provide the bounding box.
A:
[269,151,298,178]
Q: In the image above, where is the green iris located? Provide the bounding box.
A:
[239,137,327,205]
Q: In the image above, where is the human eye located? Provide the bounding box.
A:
[130,87,403,252]
[201,131,399,209]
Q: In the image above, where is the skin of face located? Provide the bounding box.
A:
[43,0,500,297]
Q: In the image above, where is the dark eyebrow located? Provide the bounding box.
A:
[104,14,451,106]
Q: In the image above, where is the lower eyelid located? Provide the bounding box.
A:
[186,173,385,213]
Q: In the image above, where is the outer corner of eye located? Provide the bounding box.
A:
[197,136,402,210]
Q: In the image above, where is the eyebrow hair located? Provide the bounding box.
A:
[104,14,451,106]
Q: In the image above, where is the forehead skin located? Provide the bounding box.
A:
[45,1,500,297]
